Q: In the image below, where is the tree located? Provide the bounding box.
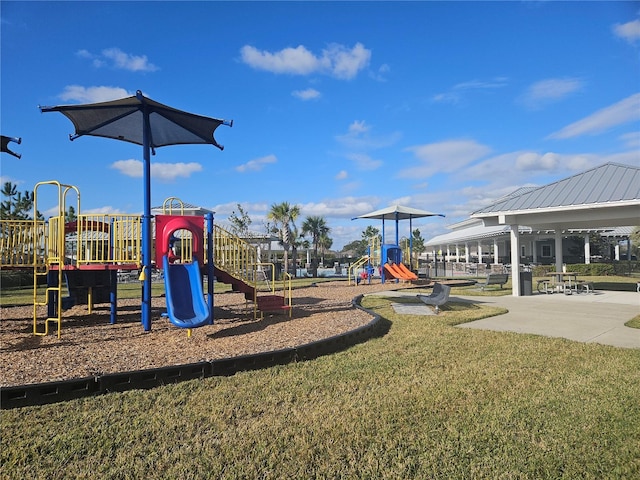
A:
[362,225,381,243]
[65,205,77,223]
[340,226,381,258]
[318,233,333,265]
[631,227,640,259]
[301,216,330,277]
[342,239,367,257]
[411,228,426,266]
[1,181,37,220]
[267,201,300,276]
[228,203,252,238]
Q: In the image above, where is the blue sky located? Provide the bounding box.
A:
[1,1,639,250]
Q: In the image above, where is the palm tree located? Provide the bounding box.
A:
[267,202,300,277]
[301,215,330,277]
[318,232,333,267]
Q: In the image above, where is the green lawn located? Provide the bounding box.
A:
[2,291,639,479]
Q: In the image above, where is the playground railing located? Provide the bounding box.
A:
[348,255,370,286]
[53,214,142,266]
[0,219,47,267]
[212,224,259,286]
[369,236,381,265]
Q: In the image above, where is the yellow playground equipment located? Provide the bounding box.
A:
[348,236,381,285]
[0,183,291,338]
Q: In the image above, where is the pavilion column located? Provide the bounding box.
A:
[584,234,591,264]
[465,243,470,263]
[477,241,483,264]
[510,226,521,296]
[455,245,460,262]
[614,244,620,261]
[554,231,563,272]
[446,246,451,262]
[493,238,499,264]
[627,238,632,260]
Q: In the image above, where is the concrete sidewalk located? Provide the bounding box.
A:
[367,290,640,349]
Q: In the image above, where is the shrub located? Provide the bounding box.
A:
[0,270,37,288]
[566,263,616,276]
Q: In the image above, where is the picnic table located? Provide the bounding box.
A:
[548,272,579,294]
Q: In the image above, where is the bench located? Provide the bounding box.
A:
[578,281,595,294]
[478,273,509,291]
[416,283,451,313]
[537,278,554,294]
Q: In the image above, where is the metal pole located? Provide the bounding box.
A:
[409,216,413,269]
[206,212,214,325]
[141,104,152,331]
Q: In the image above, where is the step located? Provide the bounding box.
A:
[256,295,291,312]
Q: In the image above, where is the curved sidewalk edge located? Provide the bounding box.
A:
[1,295,387,410]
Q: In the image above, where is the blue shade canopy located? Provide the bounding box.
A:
[40,90,232,150]
[40,90,231,332]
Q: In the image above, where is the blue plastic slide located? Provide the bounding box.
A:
[162,256,211,329]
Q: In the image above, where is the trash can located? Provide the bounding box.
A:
[519,271,532,296]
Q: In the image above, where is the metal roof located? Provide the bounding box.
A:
[151,202,214,216]
[473,162,640,215]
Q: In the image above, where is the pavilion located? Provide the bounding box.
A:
[425,162,640,296]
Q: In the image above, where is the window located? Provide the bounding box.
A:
[542,245,552,257]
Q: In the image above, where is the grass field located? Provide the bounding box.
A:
[1,286,639,479]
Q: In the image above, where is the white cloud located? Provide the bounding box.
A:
[235,154,277,173]
[325,43,371,80]
[613,19,640,44]
[335,170,348,180]
[619,131,640,149]
[548,93,640,139]
[335,121,401,150]
[370,63,390,82]
[59,85,132,103]
[519,77,584,110]
[399,139,492,178]
[465,150,598,187]
[212,201,269,216]
[111,159,202,181]
[300,196,379,218]
[347,120,370,135]
[432,77,509,104]
[453,78,509,90]
[345,153,383,171]
[292,88,321,100]
[77,47,158,72]
[240,42,371,80]
[83,206,128,214]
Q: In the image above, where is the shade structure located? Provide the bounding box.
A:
[356,205,445,222]
[1,135,22,159]
[355,204,445,245]
[355,205,445,279]
[40,90,232,331]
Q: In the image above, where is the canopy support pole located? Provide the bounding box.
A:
[142,101,152,331]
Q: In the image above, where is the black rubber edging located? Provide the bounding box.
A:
[1,295,385,409]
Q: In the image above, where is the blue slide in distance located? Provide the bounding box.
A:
[163,256,211,329]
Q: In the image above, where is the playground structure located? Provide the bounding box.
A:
[350,204,444,285]
[347,236,418,285]
[0,182,291,338]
